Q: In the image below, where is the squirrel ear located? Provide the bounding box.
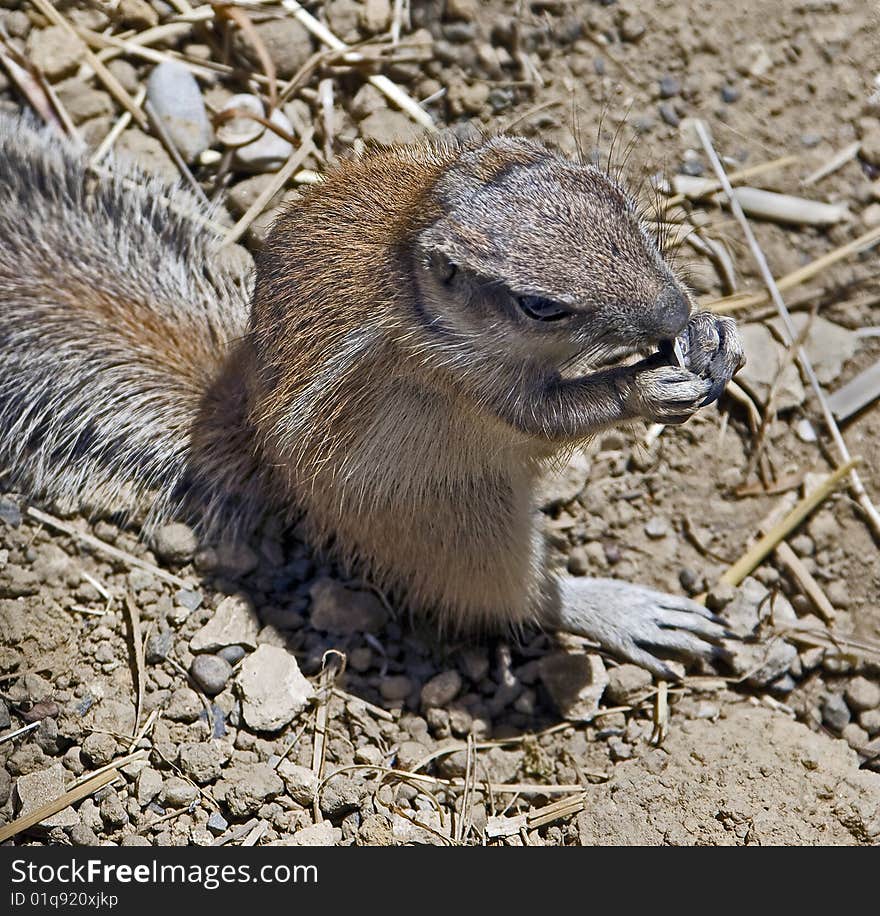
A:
[422,249,457,285]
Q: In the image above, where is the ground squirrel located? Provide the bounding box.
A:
[0,114,744,678]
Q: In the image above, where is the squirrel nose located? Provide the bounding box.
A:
[654,285,691,339]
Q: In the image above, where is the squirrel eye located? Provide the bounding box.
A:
[517,295,570,322]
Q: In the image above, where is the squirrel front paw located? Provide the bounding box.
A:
[626,312,745,425]
[675,311,745,407]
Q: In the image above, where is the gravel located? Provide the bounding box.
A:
[160,776,199,808]
[236,645,314,732]
[151,521,199,566]
[190,594,260,652]
[821,693,851,734]
[189,654,233,697]
[538,652,608,722]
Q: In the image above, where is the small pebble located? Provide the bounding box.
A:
[659,103,680,127]
[421,670,462,708]
[152,522,198,565]
[207,811,229,834]
[218,644,247,665]
[161,776,198,808]
[380,676,413,702]
[680,159,705,177]
[146,61,213,163]
[189,654,233,697]
[845,677,880,713]
[658,75,680,98]
[644,516,670,539]
[821,692,851,733]
[175,588,203,612]
[234,107,295,172]
[721,84,741,103]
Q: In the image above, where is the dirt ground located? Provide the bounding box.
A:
[1,0,879,846]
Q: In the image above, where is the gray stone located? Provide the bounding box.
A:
[226,174,278,218]
[232,19,313,80]
[55,78,114,125]
[234,108,294,172]
[768,315,856,387]
[100,792,128,828]
[845,677,880,713]
[175,589,204,612]
[145,628,174,664]
[151,522,198,565]
[605,664,653,705]
[319,774,366,819]
[207,811,228,834]
[178,741,227,784]
[218,645,247,665]
[723,576,796,637]
[121,834,152,846]
[277,761,318,806]
[309,578,387,634]
[538,652,608,722]
[736,323,805,410]
[658,75,680,98]
[190,593,260,652]
[860,708,880,735]
[136,767,163,807]
[219,763,283,817]
[420,670,462,708]
[146,61,213,163]
[214,542,259,577]
[164,686,202,723]
[161,776,198,807]
[821,693,851,734]
[395,741,429,772]
[116,128,178,182]
[118,0,158,29]
[14,764,78,828]
[82,732,117,768]
[379,675,413,702]
[281,821,341,846]
[189,654,232,697]
[69,823,100,846]
[359,108,424,146]
[361,0,391,33]
[644,516,670,539]
[236,644,314,732]
[25,26,86,81]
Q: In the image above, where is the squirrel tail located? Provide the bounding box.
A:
[0,114,266,533]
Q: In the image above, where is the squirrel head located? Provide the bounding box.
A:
[411,135,690,371]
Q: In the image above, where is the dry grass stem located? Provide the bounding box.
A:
[697,120,880,541]
[27,507,194,590]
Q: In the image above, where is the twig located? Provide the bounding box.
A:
[123,595,146,741]
[696,120,880,541]
[279,0,435,131]
[26,507,193,590]
[0,721,40,745]
[802,141,861,186]
[222,127,316,245]
[719,459,857,587]
[29,0,148,129]
[0,768,119,842]
[706,223,880,314]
